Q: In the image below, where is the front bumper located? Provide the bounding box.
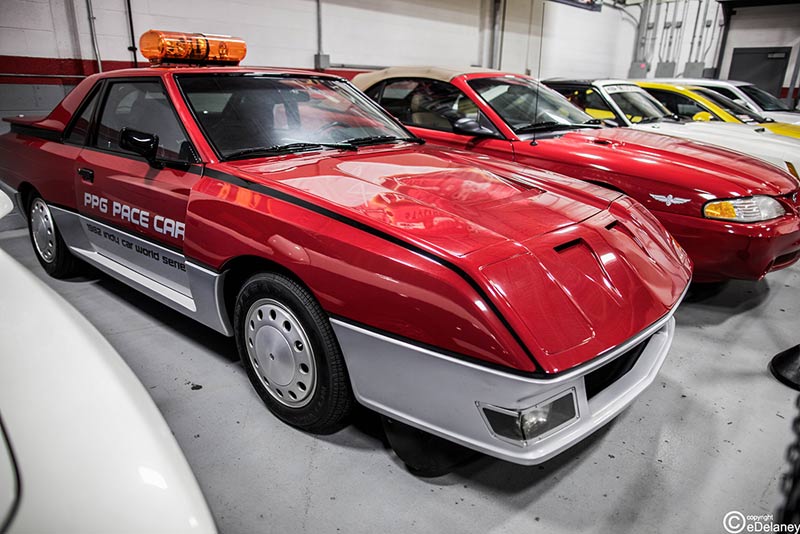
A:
[332,310,677,466]
[658,211,800,281]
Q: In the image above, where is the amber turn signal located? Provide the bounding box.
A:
[139,30,247,66]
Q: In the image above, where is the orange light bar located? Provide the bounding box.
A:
[139,30,246,66]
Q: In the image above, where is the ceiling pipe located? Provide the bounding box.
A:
[701,3,721,63]
[125,0,137,67]
[665,0,680,63]
[693,0,711,62]
[686,0,704,65]
[672,0,690,63]
[85,0,102,73]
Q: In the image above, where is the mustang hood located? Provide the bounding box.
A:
[547,127,799,200]
[223,145,691,374]
[632,121,800,173]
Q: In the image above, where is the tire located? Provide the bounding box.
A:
[27,194,79,278]
[234,272,353,434]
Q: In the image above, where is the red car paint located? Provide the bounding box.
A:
[354,69,800,282]
[0,67,690,375]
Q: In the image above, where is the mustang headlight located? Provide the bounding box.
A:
[703,196,785,223]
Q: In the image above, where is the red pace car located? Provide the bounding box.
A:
[0,31,691,471]
[353,67,800,282]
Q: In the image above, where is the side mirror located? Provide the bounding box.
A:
[691,111,714,122]
[120,127,159,166]
[452,117,495,137]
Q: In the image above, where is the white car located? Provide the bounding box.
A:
[654,78,800,124]
[0,191,216,533]
[544,79,800,178]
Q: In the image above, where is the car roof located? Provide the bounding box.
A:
[93,65,344,80]
[352,66,502,89]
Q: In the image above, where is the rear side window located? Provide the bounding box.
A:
[65,88,101,145]
[95,81,194,161]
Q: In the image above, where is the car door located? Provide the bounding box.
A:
[367,78,514,159]
[75,78,201,296]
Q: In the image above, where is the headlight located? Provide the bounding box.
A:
[703,196,785,223]
[480,390,578,445]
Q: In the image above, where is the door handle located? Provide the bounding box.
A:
[78,168,94,183]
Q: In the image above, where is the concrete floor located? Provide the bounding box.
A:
[1,209,797,534]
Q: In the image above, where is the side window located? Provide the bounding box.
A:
[552,87,615,121]
[65,87,101,145]
[95,81,193,161]
[646,89,707,120]
[706,86,738,101]
[379,78,495,134]
[645,90,677,114]
[364,83,383,102]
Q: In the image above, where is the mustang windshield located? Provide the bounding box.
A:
[693,87,767,124]
[468,77,595,133]
[739,84,792,112]
[604,85,672,124]
[178,75,414,159]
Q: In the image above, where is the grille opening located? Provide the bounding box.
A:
[584,336,651,400]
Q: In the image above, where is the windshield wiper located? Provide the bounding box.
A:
[516,121,584,133]
[341,135,425,147]
[224,142,357,160]
[637,116,663,124]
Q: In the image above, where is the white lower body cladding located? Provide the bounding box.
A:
[332,314,676,465]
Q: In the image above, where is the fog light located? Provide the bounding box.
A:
[480,390,578,444]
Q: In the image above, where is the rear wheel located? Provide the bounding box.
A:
[234,272,353,434]
[27,195,78,278]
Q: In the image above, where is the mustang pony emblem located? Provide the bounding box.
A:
[650,194,690,207]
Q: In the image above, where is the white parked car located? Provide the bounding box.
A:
[0,191,216,533]
[544,79,800,178]
[654,78,800,124]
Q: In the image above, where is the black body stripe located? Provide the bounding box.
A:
[9,123,61,142]
[196,166,544,373]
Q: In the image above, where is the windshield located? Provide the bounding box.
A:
[177,75,413,159]
[739,84,792,112]
[468,77,595,133]
[692,87,767,123]
[605,85,671,123]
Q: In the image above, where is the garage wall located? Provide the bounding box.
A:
[719,3,800,90]
[499,0,637,79]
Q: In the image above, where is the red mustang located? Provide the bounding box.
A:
[0,32,690,473]
[354,67,800,282]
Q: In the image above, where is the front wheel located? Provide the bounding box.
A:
[234,272,353,434]
[27,195,79,278]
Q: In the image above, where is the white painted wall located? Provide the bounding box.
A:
[0,0,481,69]
[720,3,800,87]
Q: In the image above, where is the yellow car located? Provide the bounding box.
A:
[637,81,800,140]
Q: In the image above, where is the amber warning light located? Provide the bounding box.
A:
[139,30,247,66]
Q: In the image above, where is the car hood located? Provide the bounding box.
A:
[630,121,800,173]
[220,145,691,373]
[227,145,621,258]
[543,126,799,200]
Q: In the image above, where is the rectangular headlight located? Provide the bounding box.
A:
[480,390,578,444]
